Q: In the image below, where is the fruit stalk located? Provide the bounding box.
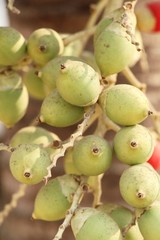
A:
[7,0,20,14]
[0,184,27,225]
[52,176,88,240]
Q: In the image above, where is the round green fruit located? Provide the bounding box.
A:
[0,27,27,66]
[113,124,154,165]
[94,22,138,76]
[0,72,29,127]
[73,135,112,176]
[41,56,80,95]
[71,207,122,240]
[99,84,151,126]
[32,174,80,221]
[40,89,84,127]
[23,68,46,100]
[138,203,160,240]
[119,163,160,208]
[97,203,133,230]
[27,28,64,66]
[10,126,60,148]
[124,221,143,240]
[9,144,51,185]
[56,59,102,107]
[64,147,82,175]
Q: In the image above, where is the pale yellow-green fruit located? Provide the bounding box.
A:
[56,59,102,107]
[41,56,80,95]
[0,27,27,66]
[27,28,64,66]
[137,202,160,240]
[0,72,29,128]
[40,89,84,127]
[119,164,160,208]
[9,126,60,156]
[113,124,154,165]
[23,68,46,100]
[32,174,79,221]
[94,2,137,44]
[9,144,51,185]
[61,33,82,57]
[80,51,100,74]
[97,203,133,230]
[99,84,151,126]
[124,221,144,240]
[94,21,138,76]
[71,207,122,240]
[73,135,112,176]
[64,147,82,175]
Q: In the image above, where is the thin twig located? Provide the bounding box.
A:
[0,184,27,225]
[52,176,87,240]
[7,0,20,14]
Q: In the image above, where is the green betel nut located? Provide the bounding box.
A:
[119,163,160,208]
[73,135,112,176]
[137,203,160,240]
[71,207,122,240]
[99,84,151,126]
[56,59,102,107]
[113,124,154,165]
[0,72,29,127]
[27,28,64,66]
[40,89,84,127]
[0,27,27,66]
[32,174,79,221]
[9,144,52,185]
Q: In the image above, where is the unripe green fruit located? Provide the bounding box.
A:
[80,51,100,73]
[27,28,64,66]
[94,3,137,44]
[0,27,27,66]
[56,59,102,107]
[119,164,160,208]
[99,84,151,126]
[124,221,143,240]
[9,144,51,185]
[97,203,133,230]
[23,68,46,100]
[41,56,80,95]
[0,72,29,128]
[61,33,82,57]
[94,22,138,76]
[10,126,60,148]
[71,207,122,240]
[64,147,82,175]
[32,174,80,221]
[113,124,154,165]
[40,89,84,127]
[73,135,112,176]
[137,203,160,240]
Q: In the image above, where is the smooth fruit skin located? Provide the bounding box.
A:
[40,89,84,127]
[56,59,102,107]
[0,72,29,128]
[23,68,46,100]
[147,141,160,170]
[138,203,160,240]
[97,203,133,230]
[99,84,150,126]
[32,174,79,221]
[0,27,27,66]
[41,56,80,95]
[71,207,122,240]
[124,221,143,240]
[113,124,154,165]
[27,28,64,66]
[64,147,82,175]
[9,144,51,185]
[10,126,60,148]
[119,163,160,208]
[94,22,138,76]
[73,135,112,176]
